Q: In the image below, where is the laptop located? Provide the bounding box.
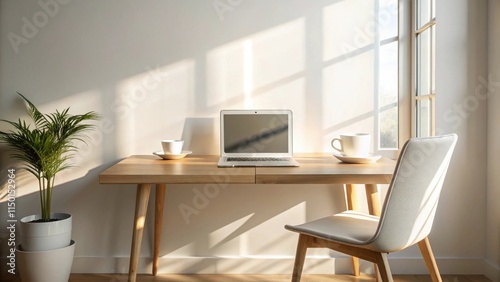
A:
[217,109,300,167]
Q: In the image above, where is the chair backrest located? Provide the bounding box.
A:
[367,134,458,253]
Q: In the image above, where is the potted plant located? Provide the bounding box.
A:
[0,93,99,282]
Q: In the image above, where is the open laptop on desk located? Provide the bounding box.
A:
[217,109,300,167]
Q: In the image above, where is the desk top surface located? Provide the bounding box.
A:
[99,153,396,185]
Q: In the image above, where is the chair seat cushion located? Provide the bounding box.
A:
[285,210,379,246]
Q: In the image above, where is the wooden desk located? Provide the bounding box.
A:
[99,153,396,282]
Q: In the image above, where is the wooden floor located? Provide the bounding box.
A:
[2,274,491,282]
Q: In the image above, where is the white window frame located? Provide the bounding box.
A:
[411,0,436,137]
[398,0,412,150]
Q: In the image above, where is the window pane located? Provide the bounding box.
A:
[417,99,431,137]
[380,106,398,148]
[379,41,398,149]
[380,42,398,107]
[416,0,431,29]
[417,29,431,96]
[379,0,398,40]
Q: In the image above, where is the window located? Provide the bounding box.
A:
[413,0,436,137]
[378,0,400,149]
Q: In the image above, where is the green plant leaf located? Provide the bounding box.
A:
[0,93,100,221]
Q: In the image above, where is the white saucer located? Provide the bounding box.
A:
[333,153,381,164]
[153,150,192,160]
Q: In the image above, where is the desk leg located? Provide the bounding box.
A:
[153,184,166,276]
[345,184,358,211]
[129,184,152,282]
[365,184,381,216]
[345,184,361,277]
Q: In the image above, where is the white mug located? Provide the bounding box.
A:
[331,133,371,157]
[161,140,184,155]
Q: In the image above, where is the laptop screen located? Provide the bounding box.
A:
[220,110,292,156]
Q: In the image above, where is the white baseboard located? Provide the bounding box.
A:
[69,256,489,276]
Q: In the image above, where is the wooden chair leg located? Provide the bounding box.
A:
[418,237,442,282]
[291,234,310,282]
[374,253,393,282]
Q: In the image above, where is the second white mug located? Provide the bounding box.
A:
[331,133,371,157]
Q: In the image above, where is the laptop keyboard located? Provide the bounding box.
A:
[227,157,289,162]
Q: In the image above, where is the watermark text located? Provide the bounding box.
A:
[6,168,17,275]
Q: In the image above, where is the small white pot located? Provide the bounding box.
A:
[16,240,75,282]
[20,213,72,252]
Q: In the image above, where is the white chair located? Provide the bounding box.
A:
[285,134,458,282]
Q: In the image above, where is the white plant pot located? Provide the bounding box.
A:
[16,240,75,282]
[20,213,72,252]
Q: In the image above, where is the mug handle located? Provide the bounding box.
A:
[331,138,343,153]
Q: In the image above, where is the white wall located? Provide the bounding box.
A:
[0,0,493,277]
[487,0,500,280]
[435,0,488,262]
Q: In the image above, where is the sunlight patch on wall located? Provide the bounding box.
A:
[207,40,246,108]
[322,49,375,151]
[206,18,305,109]
[250,78,305,108]
[322,0,377,131]
[243,39,253,108]
[243,201,306,256]
[114,59,195,156]
[208,213,254,253]
[36,91,101,116]
[251,18,305,93]
[323,0,375,61]
[322,51,375,125]
[165,240,198,258]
